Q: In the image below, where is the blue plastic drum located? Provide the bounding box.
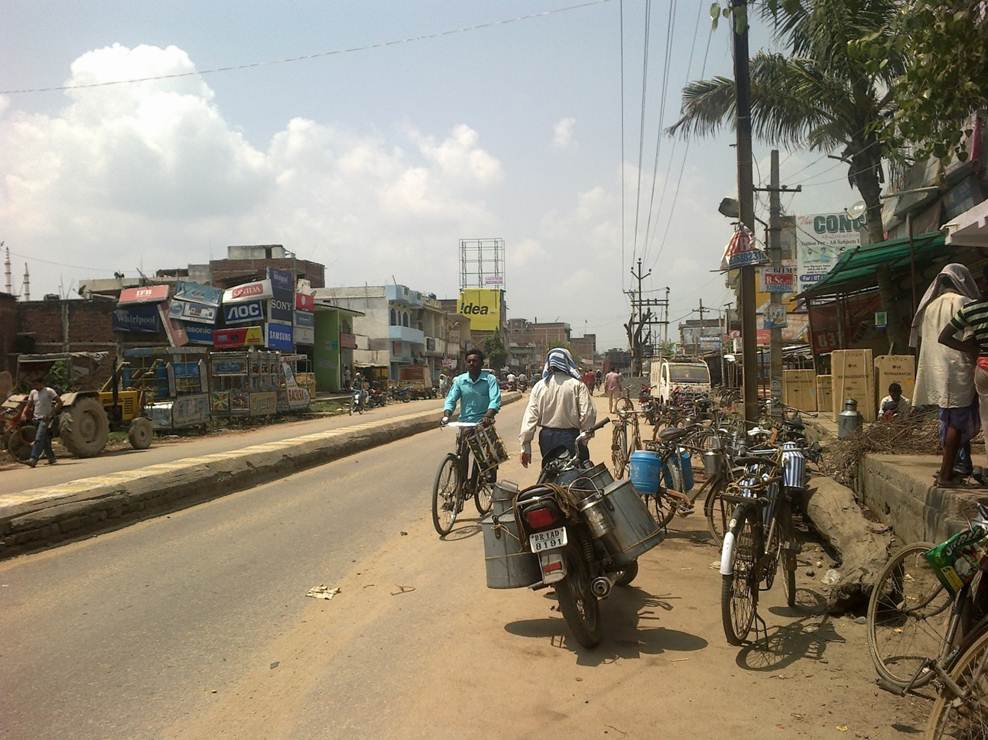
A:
[629,450,662,494]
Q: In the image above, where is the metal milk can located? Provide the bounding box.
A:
[837,398,863,439]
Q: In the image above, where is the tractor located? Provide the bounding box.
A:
[2,353,153,461]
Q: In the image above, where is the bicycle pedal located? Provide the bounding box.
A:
[677,505,695,516]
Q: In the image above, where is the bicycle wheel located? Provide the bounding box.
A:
[926,625,988,738]
[704,477,730,542]
[431,454,462,536]
[474,468,494,516]
[721,506,762,646]
[651,487,677,528]
[778,498,797,608]
[867,541,949,688]
[611,425,628,478]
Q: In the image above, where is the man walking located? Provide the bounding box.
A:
[604,368,623,413]
[519,348,596,467]
[23,378,61,467]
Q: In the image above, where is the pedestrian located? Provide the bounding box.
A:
[23,377,61,468]
[911,263,980,487]
[582,367,596,397]
[519,348,596,468]
[438,371,450,398]
[342,366,351,391]
[604,367,623,413]
[879,382,912,420]
[595,369,603,393]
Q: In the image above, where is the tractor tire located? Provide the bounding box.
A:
[59,397,109,458]
[7,424,37,461]
[127,417,154,450]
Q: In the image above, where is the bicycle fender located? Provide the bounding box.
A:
[720,530,736,576]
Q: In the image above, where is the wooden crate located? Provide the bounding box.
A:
[831,349,874,379]
[817,375,833,415]
[783,369,817,412]
[874,355,916,414]
[832,374,877,422]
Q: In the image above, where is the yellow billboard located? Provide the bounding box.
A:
[458,289,501,332]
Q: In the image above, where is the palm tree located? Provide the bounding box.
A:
[669,0,906,347]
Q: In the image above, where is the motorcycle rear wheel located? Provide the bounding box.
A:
[556,548,602,648]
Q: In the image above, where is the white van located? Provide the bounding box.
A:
[650,360,712,405]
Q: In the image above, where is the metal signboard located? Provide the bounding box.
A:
[172,394,210,428]
[183,323,214,345]
[112,304,161,333]
[722,225,768,270]
[249,391,278,416]
[223,301,264,325]
[266,322,294,352]
[295,293,315,311]
[173,281,222,307]
[294,311,314,345]
[223,279,273,304]
[169,300,217,325]
[118,285,170,305]
[267,268,294,323]
[795,212,864,288]
[761,271,796,293]
[158,303,188,347]
[763,303,788,329]
[457,288,501,332]
[213,326,264,349]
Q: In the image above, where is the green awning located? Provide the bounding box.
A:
[799,232,946,299]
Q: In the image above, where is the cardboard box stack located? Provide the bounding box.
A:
[817,375,833,415]
[783,369,817,412]
[874,355,916,416]
[831,349,876,422]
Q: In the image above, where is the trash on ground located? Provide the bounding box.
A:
[391,585,416,596]
[821,569,841,586]
[306,584,341,600]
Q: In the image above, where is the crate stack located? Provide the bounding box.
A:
[783,369,818,412]
[874,355,916,416]
[816,375,833,415]
[831,349,876,422]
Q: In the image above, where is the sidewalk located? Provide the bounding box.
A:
[0,393,521,557]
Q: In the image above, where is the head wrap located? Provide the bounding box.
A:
[909,263,980,347]
[541,347,582,381]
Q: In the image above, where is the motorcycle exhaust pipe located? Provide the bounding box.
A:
[591,575,614,599]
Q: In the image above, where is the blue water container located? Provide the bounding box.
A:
[629,450,662,494]
[678,448,695,492]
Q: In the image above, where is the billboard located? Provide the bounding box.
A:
[457,288,501,332]
[112,304,161,333]
[267,268,294,323]
[223,301,264,325]
[223,279,273,304]
[266,322,294,352]
[173,281,222,307]
[118,285,170,305]
[213,326,264,349]
[795,212,864,288]
[169,300,217,325]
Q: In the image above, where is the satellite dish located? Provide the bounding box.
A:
[846,201,867,220]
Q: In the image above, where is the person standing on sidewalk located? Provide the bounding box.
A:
[519,348,596,467]
[604,368,623,413]
[911,264,980,486]
[22,378,62,468]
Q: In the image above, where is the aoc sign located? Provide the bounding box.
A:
[457,289,501,332]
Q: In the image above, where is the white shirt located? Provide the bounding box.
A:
[29,387,58,420]
[913,292,975,408]
[518,372,596,455]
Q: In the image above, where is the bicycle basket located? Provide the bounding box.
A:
[464,425,509,473]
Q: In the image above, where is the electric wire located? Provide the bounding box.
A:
[0,0,615,95]
[6,249,116,273]
[630,0,652,266]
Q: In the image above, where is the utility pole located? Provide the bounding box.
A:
[754,150,802,408]
[694,298,706,358]
[732,0,758,423]
[663,286,670,346]
[629,258,652,374]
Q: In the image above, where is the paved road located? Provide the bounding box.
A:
[0,398,925,738]
[0,398,442,496]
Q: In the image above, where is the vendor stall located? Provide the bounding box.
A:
[209,349,280,417]
[121,347,211,432]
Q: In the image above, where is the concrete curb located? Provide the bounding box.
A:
[0,392,522,558]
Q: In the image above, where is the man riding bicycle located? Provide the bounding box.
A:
[441,348,501,476]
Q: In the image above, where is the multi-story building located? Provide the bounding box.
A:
[505,319,571,359]
[570,333,597,367]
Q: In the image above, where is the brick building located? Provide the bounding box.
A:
[570,334,597,366]
[16,298,117,356]
[0,293,17,373]
[206,245,325,289]
[505,319,571,357]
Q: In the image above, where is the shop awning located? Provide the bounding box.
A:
[945,198,988,248]
[799,232,946,300]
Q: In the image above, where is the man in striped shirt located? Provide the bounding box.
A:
[941,295,988,481]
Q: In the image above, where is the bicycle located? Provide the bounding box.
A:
[431,421,497,536]
[610,408,643,479]
[719,454,801,645]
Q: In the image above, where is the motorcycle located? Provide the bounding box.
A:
[502,418,663,648]
[367,387,388,408]
[348,387,367,415]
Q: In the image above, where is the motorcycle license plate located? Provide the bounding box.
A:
[529,526,568,553]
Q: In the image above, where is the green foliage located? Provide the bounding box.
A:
[483,332,508,371]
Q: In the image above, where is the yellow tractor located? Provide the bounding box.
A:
[99,360,154,450]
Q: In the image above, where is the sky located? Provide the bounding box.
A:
[1,0,858,349]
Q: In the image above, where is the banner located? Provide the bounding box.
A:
[118,285,170,305]
[295,293,315,312]
[169,300,217,325]
[213,326,264,349]
[266,322,294,352]
[795,212,864,288]
[173,281,222,307]
[223,301,264,325]
[183,323,214,345]
[223,279,272,304]
[112,304,161,333]
[267,268,294,323]
[457,288,501,332]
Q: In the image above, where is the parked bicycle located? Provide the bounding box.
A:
[431,421,502,536]
[610,408,644,479]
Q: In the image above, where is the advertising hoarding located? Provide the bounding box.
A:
[294,311,315,345]
[112,304,161,333]
[168,300,217,325]
[457,288,501,332]
[222,279,273,304]
[295,293,315,312]
[795,212,864,288]
[267,268,294,323]
[223,301,264,325]
[183,323,214,345]
[173,281,222,307]
[158,303,188,347]
[213,326,264,349]
[266,322,294,352]
[118,285,170,305]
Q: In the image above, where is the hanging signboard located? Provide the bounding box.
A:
[213,326,264,349]
[266,322,294,352]
[295,293,315,312]
[223,279,273,305]
[169,300,217,324]
[223,301,264,325]
[763,303,788,329]
[112,304,161,333]
[795,212,864,288]
[761,271,796,293]
[340,332,358,350]
[721,225,769,270]
[118,285,170,305]
[183,323,214,345]
[173,281,222,307]
[267,268,294,323]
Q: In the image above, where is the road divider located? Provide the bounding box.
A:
[0,392,522,558]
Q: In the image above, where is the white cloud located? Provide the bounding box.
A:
[551,117,576,150]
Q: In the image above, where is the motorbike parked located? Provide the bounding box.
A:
[482,418,666,648]
[349,386,367,415]
[367,386,388,409]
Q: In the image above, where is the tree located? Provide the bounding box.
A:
[670,0,908,348]
[483,332,508,371]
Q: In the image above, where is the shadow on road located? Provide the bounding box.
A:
[504,584,708,666]
[442,520,482,541]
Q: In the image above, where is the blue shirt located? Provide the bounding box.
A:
[443,371,501,423]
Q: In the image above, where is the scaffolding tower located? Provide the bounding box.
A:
[459,238,506,291]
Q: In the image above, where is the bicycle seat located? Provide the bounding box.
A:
[658,426,691,443]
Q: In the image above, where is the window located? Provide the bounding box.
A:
[402,312,409,327]
[390,308,397,326]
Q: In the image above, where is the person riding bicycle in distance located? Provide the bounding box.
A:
[441,348,501,429]
[519,347,596,468]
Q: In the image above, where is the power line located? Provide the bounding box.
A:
[7,248,115,273]
[630,0,652,266]
[0,0,615,95]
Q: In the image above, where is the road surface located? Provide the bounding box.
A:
[0,397,926,738]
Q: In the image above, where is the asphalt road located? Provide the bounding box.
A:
[0,398,927,738]
[0,398,443,496]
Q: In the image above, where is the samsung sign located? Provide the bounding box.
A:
[266,322,294,352]
[224,301,264,325]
